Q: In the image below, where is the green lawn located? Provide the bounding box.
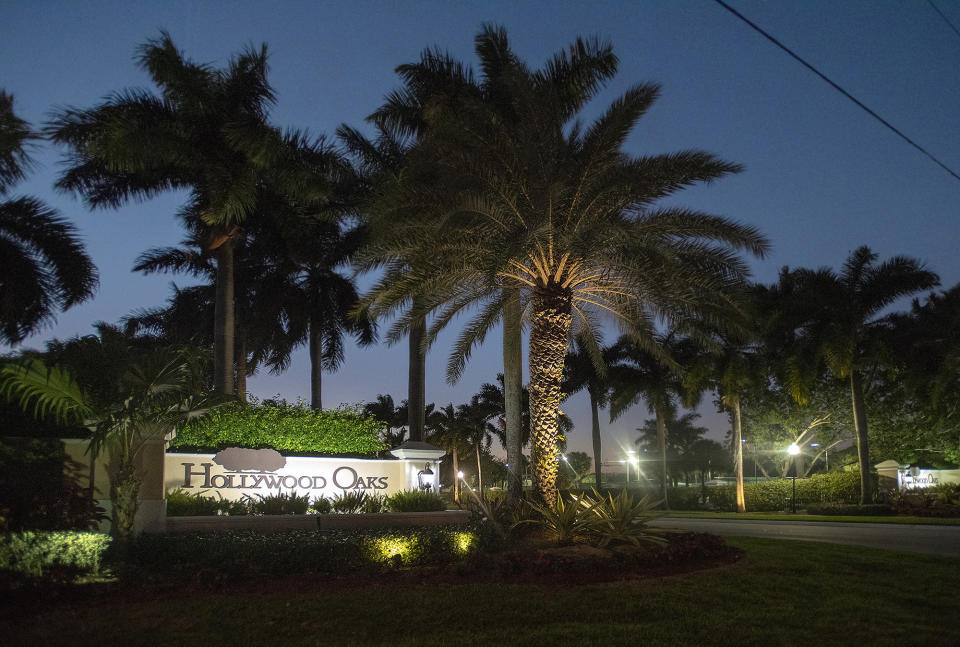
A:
[663,510,960,525]
[3,537,959,646]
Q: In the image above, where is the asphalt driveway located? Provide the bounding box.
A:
[650,517,960,557]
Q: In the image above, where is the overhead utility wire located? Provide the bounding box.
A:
[712,0,960,183]
[926,0,960,43]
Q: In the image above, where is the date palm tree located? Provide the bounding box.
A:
[0,91,97,343]
[361,26,767,502]
[777,247,938,503]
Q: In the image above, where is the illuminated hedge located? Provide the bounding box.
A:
[0,531,111,579]
[169,400,387,456]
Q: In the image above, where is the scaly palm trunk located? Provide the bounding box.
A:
[309,324,323,410]
[408,311,426,442]
[213,239,235,395]
[732,394,746,513]
[850,371,873,504]
[528,290,572,503]
[503,289,524,501]
[656,407,670,510]
[589,388,603,490]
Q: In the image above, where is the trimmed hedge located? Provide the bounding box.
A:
[0,531,111,579]
[125,526,479,576]
[805,503,892,516]
[169,400,386,456]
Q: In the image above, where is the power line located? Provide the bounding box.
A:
[926,0,960,43]
[712,0,960,184]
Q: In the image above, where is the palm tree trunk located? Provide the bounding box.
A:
[732,394,746,513]
[309,324,323,410]
[656,407,670,510]
[213,240,235,395]
[589,388,603,490]
[476,444,484,495]
[109,455,140,544]
[503,288,524,501]
[235,334,247,401]
[528,291,572,503]
[452,448,460,504]
[850,371,873,504]
[407,311,426,442]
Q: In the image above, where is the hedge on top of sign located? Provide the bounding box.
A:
[169,398,387,456]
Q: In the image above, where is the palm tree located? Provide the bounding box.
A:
[0,91,97,344]
[456,395,498,494]
[608,333,701,508]
[277,219,376,410]
[363,394,407,448]
[563,335,613,489]
[0,326,219,541]
[46,33,325,395]
[360,26,767,502]
[427,403,471,503]
[776,247,938,503]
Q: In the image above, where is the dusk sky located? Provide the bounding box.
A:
[2,0,959,466]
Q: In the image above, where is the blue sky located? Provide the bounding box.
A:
[2,0,959,465]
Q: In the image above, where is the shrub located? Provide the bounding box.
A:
[248,492,310,515]
[583,489,665,547]
[805,503,892,516]
[310,497,332,514]
[123,526,480,577]
[331,490,371,514]
[0,531,111,580]
[386,490,445,512]
[165,489,249,516]
[360,494,387,514]
[667,487,705,510]
[169,399,386,456]
[703,472,863,512]
[519,494,597,545]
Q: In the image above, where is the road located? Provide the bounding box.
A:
[649,518,960,557]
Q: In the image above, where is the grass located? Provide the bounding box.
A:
[663,510,960,525]
[3,537,959,646]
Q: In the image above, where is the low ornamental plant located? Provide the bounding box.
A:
[519,493,598,545]
[0,530,111,581]
[169,398,386,456]
[386,489,446,513]
[331,490,371,514]
[582,489,666,548]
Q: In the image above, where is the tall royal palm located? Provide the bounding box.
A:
[47,33,288,394]
[363,26,767,501]
[0,91,97,344]
[779,247,938,503]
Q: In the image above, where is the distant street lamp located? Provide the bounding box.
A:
[787,442,800,512]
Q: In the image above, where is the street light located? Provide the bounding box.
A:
[626,450,636,485]
[787,443,800,512]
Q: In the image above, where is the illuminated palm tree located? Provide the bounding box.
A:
[0,91,97,343]
[362,26,767,501]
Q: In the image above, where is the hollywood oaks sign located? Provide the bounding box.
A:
[164,447,440,501]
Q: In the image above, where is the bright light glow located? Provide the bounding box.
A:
[562,455,569,461]
[452,531,475,554]
[810,442,820,447]
[373,535,418,562]
[457,471,464,479]
[787,443,801,456]
[627,450,636,455]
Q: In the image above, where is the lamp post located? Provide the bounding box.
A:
[787,442,800,513]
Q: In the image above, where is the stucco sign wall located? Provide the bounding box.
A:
[165,450,415,501]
